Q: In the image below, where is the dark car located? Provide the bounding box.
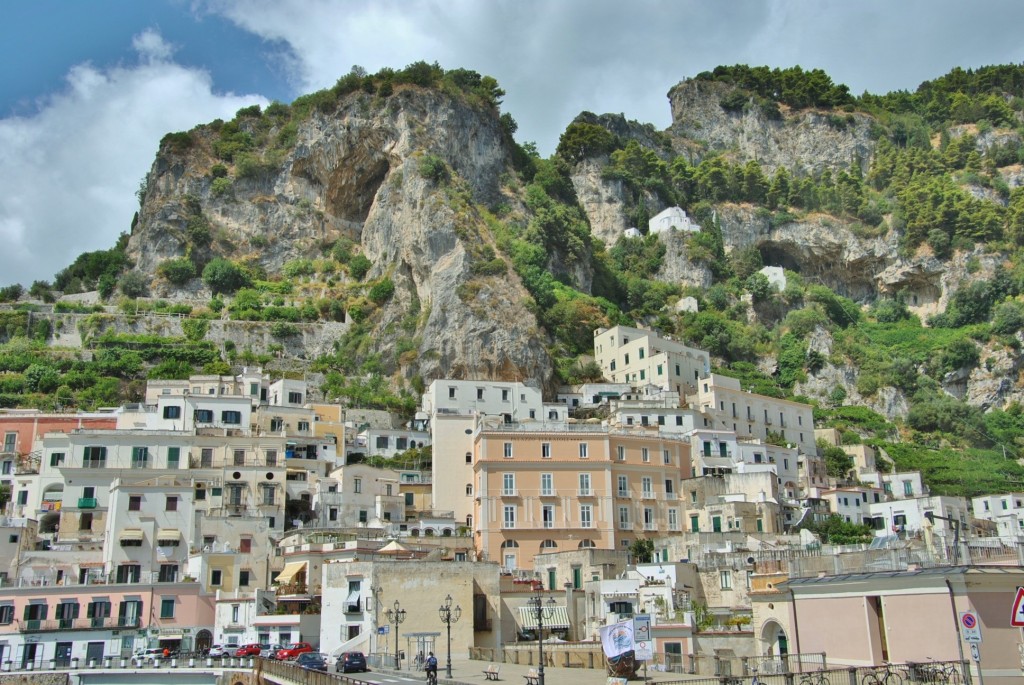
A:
[295,652,328,672]
[337,651,368,673]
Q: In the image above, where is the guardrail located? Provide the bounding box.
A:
[0,654,255,672]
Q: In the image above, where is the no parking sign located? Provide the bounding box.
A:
[959,611,982,643]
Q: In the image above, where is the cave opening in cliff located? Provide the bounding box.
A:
[326,157,390,224]
[758,244,802,273]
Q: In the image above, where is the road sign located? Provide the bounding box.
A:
[1012,587,1024,627]
[970,644,980,662]
[960,611,982,643]
[632,615,652,660]
[378,626,390,635]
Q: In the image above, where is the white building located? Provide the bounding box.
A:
[972,493,1024,540]
[868,495,970,539]
[648,207,699,234]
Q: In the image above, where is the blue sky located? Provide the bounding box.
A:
[3,0,1024,286]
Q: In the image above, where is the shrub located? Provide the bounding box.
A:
[202,258,249,295]
[210,164,229,179]
[271,321,299,338]
[157,258,196,285]
[211,177,233,197]
[348,254,372,281]
[0,285,23,303]
[283,258,315,278]
[418,154,449,183]
[118,271,149,298]
[368,278,395,304]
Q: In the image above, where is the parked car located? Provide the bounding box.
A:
[337,651,368,673]
[235,643,261,657]
[295,652,328,672]
[207,645,229,658]
[276,642,314,660]
[259,644,283,659]
[134,648,164,664]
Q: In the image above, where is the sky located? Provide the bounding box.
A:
[3,0,1024,287]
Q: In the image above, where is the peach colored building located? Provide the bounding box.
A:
[473,426,691,569]
[781,566,1024,683]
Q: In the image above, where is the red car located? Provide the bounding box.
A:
[276,642,314,660]
[235,643,261,657]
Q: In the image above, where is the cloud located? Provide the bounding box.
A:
[202,0,1024,157]
[0,30,266,286]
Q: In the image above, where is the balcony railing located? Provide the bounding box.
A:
[78,498,98,509]
[577,489,593,497]
[539,490,556,497]
[16,616,140,632]
[642,491,655,499]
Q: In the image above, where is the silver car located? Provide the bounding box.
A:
[259,644,283,659]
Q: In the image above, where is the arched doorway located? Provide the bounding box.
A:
[760,619,788,656]
[194,629,213,654]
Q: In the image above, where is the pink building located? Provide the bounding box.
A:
[0,581,213,667]
[780,566,1024,684]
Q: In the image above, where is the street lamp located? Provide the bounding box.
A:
[385,600,406,670]
[438,594,462,678]
[527,593,556,685]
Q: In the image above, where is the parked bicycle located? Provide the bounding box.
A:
[913,659,963,685]
[862,662,905,685]
[800,669,832,685]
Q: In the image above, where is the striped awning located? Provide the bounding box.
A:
[156,529,181,544]
[119,529,144,542]
[517,605,570,630]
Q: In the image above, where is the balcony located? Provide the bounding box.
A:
[78,498,98,509]
[616,490,629,498]
[643,523,657,531]
[641,491,655,500]
[577,489,593,497]
[500,489,519,498]
[539,490,557,498]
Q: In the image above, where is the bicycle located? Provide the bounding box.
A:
[915,658,962,685]
[800,669,831,685]
[861,662,904,685]
[426,669,438,685]
[750,666,761,685]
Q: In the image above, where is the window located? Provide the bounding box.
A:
[502,389,509,401]
[231,605,240,623]
[233,449,245,466]
[1,461,10,474]
[128,495,141,511]
[578,443,588,459]
[7,535,17,543]
[194,409,214,423]
[240,538,252,553]
[668,509,678,530]
[503,505,516,528]
[158,565,178,582]
[270,418,283,431]
[221,411,241,425]
[265,449,277,466]
[540,473,554,496]
[643,507,655,529]
[639,370,645,380]
[376,436,389,449]
[618,476,628,497]
[690,490,697,504]
[297,421,310,432]
[396,437,408,450]
[580,505,592,528]
[2,433,15,453]
[465,484,472,497]
[477,388,484,400]
[16,490,27,505]
[618,506,630,529]
[83,446,106,468]
[239,570,250,586]
[0,605,13,624]
[163,405,181,419]
[503,442,513,458]
[167,447,180,469]
[261,485,275,505]
[200,448,213,468]
[541,443,551,459]
[641,477,653,498]
[617,446,625,461]
[542,505,554,528]
[641,448,650,462]
[903,481,913,496]
[663,449,670,465]
[79,513,93,531]
[50,452,65,467]
[448,387,456,399]
[115,565,141,583]
[211,569,222,586]
[502,473,516,496]
[719,570,732,589]
[166,496,178,512]
[354,478,362,494]
[657,364,663,376]
[358,510,368,523]
[288,391,303,404]
[578,473,591,496]
[160,598,175,619]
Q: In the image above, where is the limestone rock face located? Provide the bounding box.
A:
[127,87,551,384]
[570,157,633,246]
[666,79,874,175]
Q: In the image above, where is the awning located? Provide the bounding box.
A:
[158,632,184,640]
[119,529,144,542]
[517,605,570,630]
[345,589,360,608]
[156,529,181,545]
[275,561,307,585]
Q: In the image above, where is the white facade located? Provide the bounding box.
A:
[648,206,699,234]
[421,380,544,421]
[868,495,970,538]
[758,266,787,292]
[972,493,1024,540]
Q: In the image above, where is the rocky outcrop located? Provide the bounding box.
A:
[570,157,633,245]
[666,79,875,174]
[127,86,551,384]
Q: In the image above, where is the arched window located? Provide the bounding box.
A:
[501,540,519,548]
[540,539,558,550]
[578,539,596,549]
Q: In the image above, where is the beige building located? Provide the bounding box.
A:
[593,325,709,398]
[681,472,784,534]
[688,374,816,456]
[473,425,690,568]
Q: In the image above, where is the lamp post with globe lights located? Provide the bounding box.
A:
[438,594,462,678]
[386,600,406,669]
[527,594,556,685]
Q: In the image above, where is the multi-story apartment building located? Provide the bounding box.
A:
[868,495,970,539]
[313,464,404,530]
[681,471,784,534]
[821,485,886,526]
[688,374,816,455]
[972,492,1024,540]
[473,425,690,568]
[423,380,547,529]
[593,326,709,398]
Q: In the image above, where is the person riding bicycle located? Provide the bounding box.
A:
[425,652,438,682]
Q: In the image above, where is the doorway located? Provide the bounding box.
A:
[55,642,72,667]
